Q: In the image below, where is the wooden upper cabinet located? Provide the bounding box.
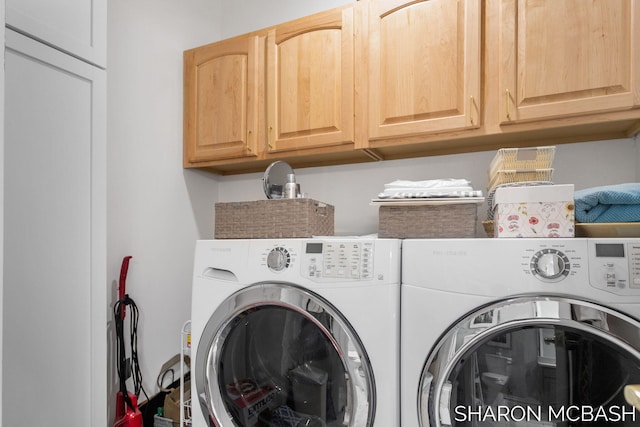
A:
[266,6,355,154]
[184,35,263,165]
[182,1,640,174]
[498,0,640,124]
[362,0,481,146]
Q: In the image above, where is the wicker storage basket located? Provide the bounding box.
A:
[488,168,554,191]
[489,146,556,178]
[215,198,334,238]
[378,203,477,238]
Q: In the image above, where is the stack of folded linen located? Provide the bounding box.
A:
[374,178,483,201]
[574,183,640,223]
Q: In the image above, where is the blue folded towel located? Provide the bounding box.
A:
[574,183,640,223]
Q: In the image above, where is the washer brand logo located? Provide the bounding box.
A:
[431,250,468,257]
[210,247,232,252]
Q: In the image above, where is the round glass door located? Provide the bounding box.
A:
[420,296,640,426]
[195,283,375,427]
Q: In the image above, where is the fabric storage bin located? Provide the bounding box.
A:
[378,203,478,238]
[493,184,574,238]
[215,198,334,238]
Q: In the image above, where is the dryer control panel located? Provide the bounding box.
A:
[300,241,374,280]
[262,240,375,280]
[588,241,640,295]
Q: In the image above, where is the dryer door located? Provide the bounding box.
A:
[194,282,375,427]
[419,296,640,426]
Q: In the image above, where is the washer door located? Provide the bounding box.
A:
[419,296,640,426]
[195,282,375,427]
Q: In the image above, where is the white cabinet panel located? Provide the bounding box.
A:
[3,29,106,426]
[6,0,106,67]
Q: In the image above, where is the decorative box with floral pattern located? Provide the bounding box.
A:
[493,184,575,238]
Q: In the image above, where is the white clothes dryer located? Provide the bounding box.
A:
[191,238,401,427]
[401,238,640,427]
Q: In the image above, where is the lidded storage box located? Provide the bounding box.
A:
[493,184,574,238]
[215,198,334,238]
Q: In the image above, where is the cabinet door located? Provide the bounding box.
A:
[499,0,640,123]
[364,0,481,144]
[184,35,263,165]
[4,29,107,426]
[6,0,106,67]
[266,6,355,154]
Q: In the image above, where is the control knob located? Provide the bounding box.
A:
[267,247,291,272]
[531,249,570,282]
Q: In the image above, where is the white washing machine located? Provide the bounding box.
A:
[190,238,401,427]
[401,238,640,427]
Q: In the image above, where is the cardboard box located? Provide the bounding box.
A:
[163,380,190,424]
[226,380,278,426]
[493,184,574,238]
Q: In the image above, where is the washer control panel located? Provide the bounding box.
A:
[524,240,640,294]
[530,248,571,282]
[301,241,374,280]
[588,241,640,294]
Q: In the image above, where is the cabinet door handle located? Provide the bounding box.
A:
[245,130,252,153]
[470,96,476,125]
[268,126,274,150]
[506,89,511,120]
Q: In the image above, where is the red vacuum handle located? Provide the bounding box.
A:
[118,256,133,319]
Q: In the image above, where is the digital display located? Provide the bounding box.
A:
[595,243,625,258]
[306,242,323,254]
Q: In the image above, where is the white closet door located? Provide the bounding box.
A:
[6,0,106,67]
[3,29,106,427]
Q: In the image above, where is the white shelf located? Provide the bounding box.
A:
[181,320,192,427]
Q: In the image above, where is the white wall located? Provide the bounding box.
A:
[0,0,5,422]
[220,0,352,37]
[637,133,640,179]
[218,139,639,235]
[107,0,221,407]
[213,0,639,235]
[106,0,356,408]
[106,0,640,413]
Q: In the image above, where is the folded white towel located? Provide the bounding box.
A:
[383,179,471,189]
[378,178,479,199]
[378,189,483,199]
